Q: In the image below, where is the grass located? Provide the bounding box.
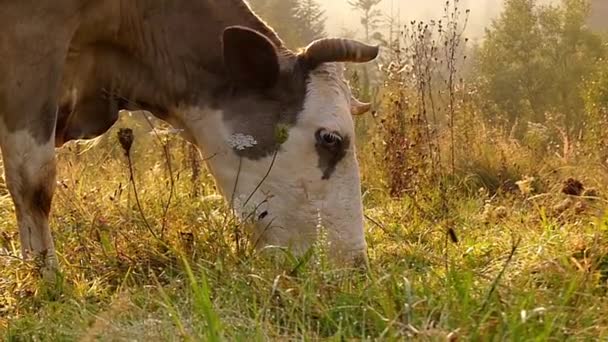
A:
[1,115,608,341]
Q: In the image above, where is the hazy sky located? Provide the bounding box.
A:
[320,0,557,39]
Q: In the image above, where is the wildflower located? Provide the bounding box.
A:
[516,176,535,195]
[228,133,257,150]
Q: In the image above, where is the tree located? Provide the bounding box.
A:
[347,0,384,99]
[248,0,301,46]
[348,0,384,42]
[295,0,326,43]
[581,59,608,160]
[247,0,326,48]
[475,0,605,134]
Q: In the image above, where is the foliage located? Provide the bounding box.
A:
[248,0,326,48]
[347,0,384,42]
[581,58,608,162]
[3,0,608,340]
[475,0,605,135]
[346,0,385,99]
[367,1,470,196]
[294,0,327,43]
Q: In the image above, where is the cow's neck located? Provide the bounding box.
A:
[59,0,293,145]
[113,0,289,106]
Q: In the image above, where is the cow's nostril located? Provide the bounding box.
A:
[258,210,269,220]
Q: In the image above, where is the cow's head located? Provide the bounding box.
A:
[178,26,379,266]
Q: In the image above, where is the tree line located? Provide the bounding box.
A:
[249,0,608,147]
[247,0,327,48]
[247,0,386,48]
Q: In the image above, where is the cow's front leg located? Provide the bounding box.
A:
[0,4,79,278]
[0,118,58,276]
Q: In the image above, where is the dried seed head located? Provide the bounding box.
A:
[561,178,584,196]
[118,128,134,156]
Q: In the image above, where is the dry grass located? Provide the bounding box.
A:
[1,112,607,340]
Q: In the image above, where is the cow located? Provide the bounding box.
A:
[0,0,379,276]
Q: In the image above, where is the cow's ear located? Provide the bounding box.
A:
[222,26,280,89]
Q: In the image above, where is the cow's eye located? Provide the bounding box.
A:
[316,129,342,147]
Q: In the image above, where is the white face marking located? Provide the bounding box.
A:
[174,64,366,262]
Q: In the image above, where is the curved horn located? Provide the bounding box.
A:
[350,96,372,116]
[302,38,379,67]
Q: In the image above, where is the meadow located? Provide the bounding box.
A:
[1,111,607,341]
[3,0,608,340]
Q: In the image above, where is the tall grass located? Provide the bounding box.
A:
[2,1,608,340]
[1,110,607,339]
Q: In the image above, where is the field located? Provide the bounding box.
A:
[0,108,607,341]
[3,0,608,340]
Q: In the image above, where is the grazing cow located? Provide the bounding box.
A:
[0,0,379,274]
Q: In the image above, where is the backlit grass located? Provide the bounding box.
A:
[2,115,608,340]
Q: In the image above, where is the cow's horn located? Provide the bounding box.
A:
[302,38,379,67]
[351,96,372,116]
